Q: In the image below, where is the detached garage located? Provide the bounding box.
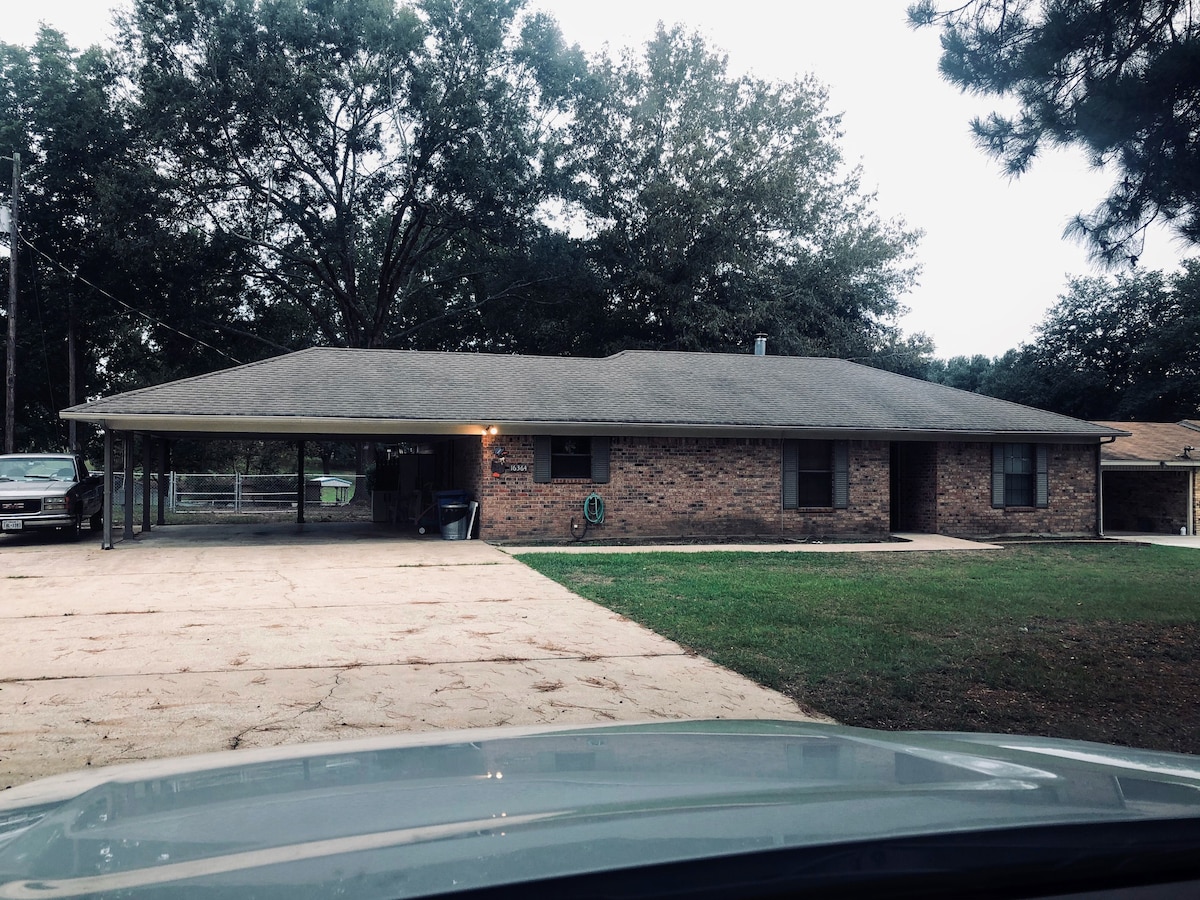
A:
[61,347,1123,545]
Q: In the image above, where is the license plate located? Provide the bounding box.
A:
[1,519,23,531]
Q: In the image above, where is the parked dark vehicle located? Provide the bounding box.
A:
[0,453,103,538]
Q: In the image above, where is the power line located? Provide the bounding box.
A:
[20,235,243,365]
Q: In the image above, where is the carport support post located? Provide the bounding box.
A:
[141,436,153,534]
[296,440,306,525]
[102,429,114,549]
[123,432,135,540]
[157,440,168,526]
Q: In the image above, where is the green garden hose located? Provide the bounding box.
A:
[583,492,605,525]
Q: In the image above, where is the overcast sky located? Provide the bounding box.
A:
[6,0,1194,358]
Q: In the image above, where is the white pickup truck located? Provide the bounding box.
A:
[0,453,104,538]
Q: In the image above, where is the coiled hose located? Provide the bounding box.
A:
[583,492,605,525]
[571,492,605,541]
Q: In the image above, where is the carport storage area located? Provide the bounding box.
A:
[0,524,815,788]
[1102,468,1193,534]
[1097,421,1200,536]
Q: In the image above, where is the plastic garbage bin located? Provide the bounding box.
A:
[440,502,469,540]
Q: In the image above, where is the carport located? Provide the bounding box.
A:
[1097,421,1200,536]
[63,429,478,550]
[60,353,490,549]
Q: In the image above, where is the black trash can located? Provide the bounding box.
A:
[439,502,469,540]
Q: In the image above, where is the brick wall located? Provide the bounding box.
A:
[935,442,1097,537]
[473,435,1101,541]
[476,434,891,542]
[1103,469,1192,534]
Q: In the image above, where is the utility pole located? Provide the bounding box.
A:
[4,152,19,454]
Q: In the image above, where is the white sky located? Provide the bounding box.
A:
[5,0,1194,358]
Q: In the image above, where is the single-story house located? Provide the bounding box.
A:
[1096,421,1200,536]
[61,347,1125,545]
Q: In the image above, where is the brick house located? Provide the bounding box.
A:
[1096,421,1200,536]
[62,347,1123,543]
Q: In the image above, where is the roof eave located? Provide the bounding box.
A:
[59,412,1117,443]
[1101,459,1200,469]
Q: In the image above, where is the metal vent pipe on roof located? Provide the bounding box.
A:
[754,334,767,356]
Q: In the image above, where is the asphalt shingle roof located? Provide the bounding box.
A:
[1097,421,1200,463]
[62,348,1120,438]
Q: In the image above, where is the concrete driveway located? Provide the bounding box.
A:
[1,523,820,789]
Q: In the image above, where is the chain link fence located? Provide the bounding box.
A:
[109,473,369,518]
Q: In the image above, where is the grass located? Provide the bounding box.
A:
[517,544,1200,753]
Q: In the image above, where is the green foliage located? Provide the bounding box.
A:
[0,27,265,453]
[121,0,585,350]
[924,353,995,393]
[910,0,1200,264]
[919,261,1200,420]
[561,25,922,357]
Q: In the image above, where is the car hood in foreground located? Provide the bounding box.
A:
[1,720,1199,899]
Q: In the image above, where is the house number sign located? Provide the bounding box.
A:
[490,446,529,476]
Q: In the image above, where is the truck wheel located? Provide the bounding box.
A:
[89,511,103,532]
[61,513,83,541]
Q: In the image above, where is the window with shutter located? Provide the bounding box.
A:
[992,443,1047,508]
[782,440,848,509]
[534,436,610,483]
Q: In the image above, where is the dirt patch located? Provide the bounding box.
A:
[797,621,1200,754]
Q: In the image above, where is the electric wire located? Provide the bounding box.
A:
[19,234,243,365]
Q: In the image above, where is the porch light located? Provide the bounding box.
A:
[481,425,498,435]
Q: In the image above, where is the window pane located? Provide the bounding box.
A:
[796,473,832,507]
[796,440,831,471]
[1004,443,1033,475]
[1003,443,1035,506]
[551,436,592,479]
[1005,473,1034,507]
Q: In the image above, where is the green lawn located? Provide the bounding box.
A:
[517,544,1200,753]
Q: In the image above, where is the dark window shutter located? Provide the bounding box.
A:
[1035,444,1049,508]
[991,443,1006,508]
[534,435,551,483]
[832,441,849,509]
[782,440,799,509]
[591,437,611,483]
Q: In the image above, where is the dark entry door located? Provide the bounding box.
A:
[890,442,937,532]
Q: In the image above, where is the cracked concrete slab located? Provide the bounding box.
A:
[1,522,823,788]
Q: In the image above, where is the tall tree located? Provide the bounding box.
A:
[121,0,584,350]
[558,25,922,358]
[925,353,997,393]
[0,26,283,452]
[962,264,1200,420]
[909,0,1200,265]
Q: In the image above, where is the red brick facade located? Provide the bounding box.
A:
[934,442,1098,537]
[472,434,1100,542]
